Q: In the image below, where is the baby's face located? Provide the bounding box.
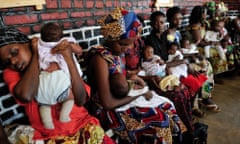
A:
[144,46,154,60]
[234,19,240,32]
[182,40,190,49]
[168,45,177,55]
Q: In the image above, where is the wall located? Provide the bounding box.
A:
[0,0,213,35]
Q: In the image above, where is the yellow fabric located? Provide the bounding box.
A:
[159,75,180,92]
[98,7,125,40]
[8,124,105,144]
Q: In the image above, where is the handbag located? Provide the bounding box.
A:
[182,122,208,144]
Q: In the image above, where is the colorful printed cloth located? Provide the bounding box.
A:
[7,124,113,144]
[98,8,141,40]
[125,37,144,70]
[153,84,194,132]
[87,46,126,75]
[97,102,180,144]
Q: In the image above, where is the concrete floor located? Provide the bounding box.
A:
[197,74,240,144]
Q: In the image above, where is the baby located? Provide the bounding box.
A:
[141,45,167,77]
[180,37,199,55]
[204,19,227,60]
[36,22,83,129]
[109,73,174,111]
[167,42,188,78]
[109,73,152,100]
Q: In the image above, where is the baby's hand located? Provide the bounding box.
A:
[45,62,60,72]
[159,59,165,65]
[71,43,83,56]
[129,75,145,88]
[143,91,153,101]
[173,55,180,60]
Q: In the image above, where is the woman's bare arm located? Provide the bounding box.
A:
[52,40,87,106]
[14,38,40,103]
[91,55,140,110]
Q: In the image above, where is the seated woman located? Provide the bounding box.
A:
[186,5,221,112]
[0,28,114,144]
[85,8,184,144]
[145,10,194,132]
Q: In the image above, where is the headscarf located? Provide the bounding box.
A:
[0,27,29,48]
[98,8,141,40]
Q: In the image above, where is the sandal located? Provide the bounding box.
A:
[204,104,221,112]
[192,109,206,118]
[201,98,221,112]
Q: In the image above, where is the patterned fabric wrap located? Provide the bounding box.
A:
[98,8,141,40]
[46,124,105,144]
[7,124,108,144]
[154,85,194,132]
[0,27,29,48]
[87,46,126,75]
[87,46,183,143]
[125,37,144,70]
[97,102,182,144]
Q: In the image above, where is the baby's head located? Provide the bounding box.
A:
[40,22,63,42]
[181,37,191,49]
[168,42,179,55]
[221,35,231,48]
[232,18,240,32]
[109,73,129,99]
[211,19,224,32]
[143,45,154,60]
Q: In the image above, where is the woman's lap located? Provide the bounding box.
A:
[96,102,183,144]
[7,124,110,144]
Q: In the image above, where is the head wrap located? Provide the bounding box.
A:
[98,8,141,40]
[0,27,29,48]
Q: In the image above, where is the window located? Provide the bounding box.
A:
[0,0,46,10]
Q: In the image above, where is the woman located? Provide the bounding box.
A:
[145,11,168,61]
[186,5,221,112]
[145,9,195,131]
[0,27,113,143]
[86,8,183,144]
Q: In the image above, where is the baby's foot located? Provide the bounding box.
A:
[44,121,54,129]
[60,115,71,123]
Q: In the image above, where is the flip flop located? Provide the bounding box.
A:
[205,104,221,112]
[200,100,221,113]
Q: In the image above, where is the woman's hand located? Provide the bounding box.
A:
[52,40,87,106]
[31,37,39,56]
[51,40,73,61]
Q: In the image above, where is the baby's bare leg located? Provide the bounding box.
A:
[40,105,54,129]
[60,99,74,122]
